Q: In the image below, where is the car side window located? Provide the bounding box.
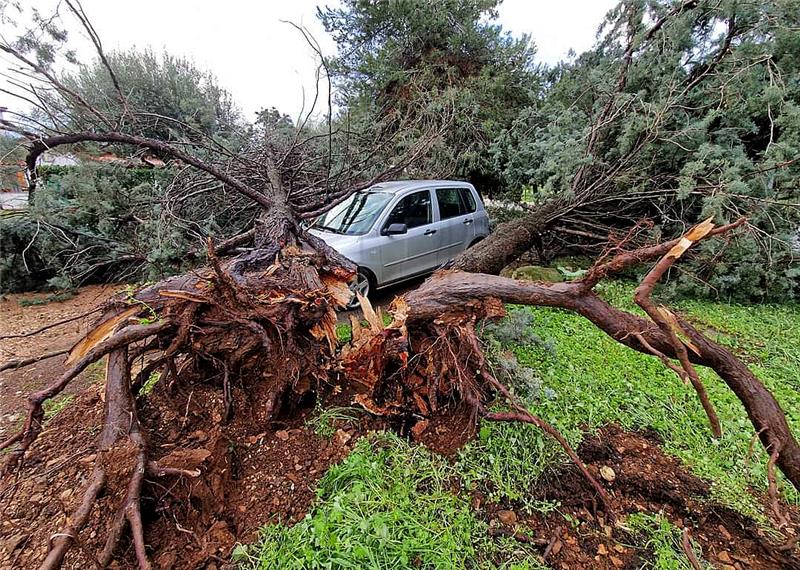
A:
[436,188,467,220]
[459,188,477,213]
[386,190,432,229]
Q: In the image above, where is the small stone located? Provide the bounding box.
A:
[335,429,352,445]
[717,551,733,564]
[59,489,72,502]
[718,525,732,540]
[610,556,624,567]
[551,539,563,556]
[189,430,208,442]
[600,466,616,482]
[496,510,517,526]
[29,493,43,504]
[79,454,96,464]
[45,456,64,469]
[275,430,289,441]
[597,543,608,556]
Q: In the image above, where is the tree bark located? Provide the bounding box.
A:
[405,271,800,491]
[453,199,566,274]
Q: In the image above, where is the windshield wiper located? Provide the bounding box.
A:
[314,224,344,234]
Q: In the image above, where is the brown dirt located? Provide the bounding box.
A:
[479,424,800,569]
[1,287,798,569]
[0,285,122,442]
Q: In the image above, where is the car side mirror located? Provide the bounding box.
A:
[383,222,407,235]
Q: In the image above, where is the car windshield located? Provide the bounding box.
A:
[314,191,393,235]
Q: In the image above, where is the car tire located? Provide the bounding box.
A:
[346,269,373,310]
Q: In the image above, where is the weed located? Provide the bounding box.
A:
[85,358,106,384]
[18,291,76,307]
[306,405,360,438]
[140,371,161,396]
[335,313,393,344]
[335,322,352,343]
[624,512,711,569]
[43,394,74,421]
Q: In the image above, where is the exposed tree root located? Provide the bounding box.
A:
[681,528,704,570]
[2,218,798,568]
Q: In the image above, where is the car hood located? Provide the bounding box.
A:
[308,228,361,252]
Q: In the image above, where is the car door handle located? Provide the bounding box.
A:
[463,219,473,225]
[424,229,437,236]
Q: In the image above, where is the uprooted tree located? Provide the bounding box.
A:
[0,1,799,568]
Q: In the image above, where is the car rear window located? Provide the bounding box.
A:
[459,188,477,213]
[436,187,476,219]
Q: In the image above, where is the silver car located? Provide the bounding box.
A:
[309,180,490,308]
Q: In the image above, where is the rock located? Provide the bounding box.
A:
[551,538,563,556]
[335,429,352,445]
[610,556,624,567]
[189,430,208,442]
[511,265,565,283]
[718,525,732,540]
[717,551,733,564]
[597,543,608,555]
[600,466,616,482]
[496,509,517,526]
[275,430,289,441]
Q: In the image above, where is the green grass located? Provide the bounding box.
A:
[457,281,800,519]
[624,513,711,570]
[307,405,362,438]
[233,433,545,569]
[336,313,394,343]
[18,291,76,306]
[43,394,75,421]
[240,281,800,567]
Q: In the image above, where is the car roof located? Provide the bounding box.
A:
[365,180,472,194]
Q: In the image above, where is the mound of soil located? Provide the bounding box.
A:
[480,425,800,569]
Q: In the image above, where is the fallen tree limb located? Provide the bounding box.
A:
[0,348,69,372]
[406,218,800,491]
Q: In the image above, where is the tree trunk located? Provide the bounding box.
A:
[453,199,565,274]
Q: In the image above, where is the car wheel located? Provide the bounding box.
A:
[346,269,371,310]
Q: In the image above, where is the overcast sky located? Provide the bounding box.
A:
[1,0,616,121]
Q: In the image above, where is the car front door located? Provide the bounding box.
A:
[434,187,476,265]
[378,189,440,284]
